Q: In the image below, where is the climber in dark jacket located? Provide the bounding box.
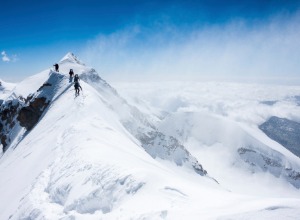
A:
[74,74,80,83]
[69,69,74,77]
[74,81,82,95]
[53,63,59,72]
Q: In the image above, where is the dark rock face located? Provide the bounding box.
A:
[37,83,52,92]
[238,147,300,188]
[17,97,49,130]
[259,116,300,157]
[0,73,59,153]
[0,96,49,152]
[139,130,207,176]
[0,100,21,151]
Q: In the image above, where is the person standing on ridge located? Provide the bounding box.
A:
[74,74,80,83]
[68,69,74,83]
[53,63,59,72]
[69,69,74,77]
[74,81,82,96]
[73,74,82,95]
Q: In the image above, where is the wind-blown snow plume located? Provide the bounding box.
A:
[83,12,300,83]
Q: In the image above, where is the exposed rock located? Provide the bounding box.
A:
[0,95,50,152]
[37,83,52,92]
[238,147,300,188]
[1,135,7,151]
[0,71,66,153]
[259,116,300,157]
[17,97,49,131]
[0,100,22,151]
[140,130,207,176]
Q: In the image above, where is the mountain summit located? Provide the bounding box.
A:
[59,52,85,65]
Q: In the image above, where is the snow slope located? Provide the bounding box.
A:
[0,79,16,101]
[1,54,300,219]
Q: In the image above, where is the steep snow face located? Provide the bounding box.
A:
[0,79,15,101]
[75,63,207,175]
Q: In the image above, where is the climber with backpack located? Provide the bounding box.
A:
[74,81,82,96]
[69,69,74,83]
[74,74,80,83]
[73,74,82,95]
[69,69,74,77]
[53,63,59,72]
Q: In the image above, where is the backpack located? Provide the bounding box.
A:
[74,81,79,88]
[74,75,79,82]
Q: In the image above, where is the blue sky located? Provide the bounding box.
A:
[1,0,300,83]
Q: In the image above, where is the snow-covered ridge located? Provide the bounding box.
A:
[0,53,216,219]
[1,53,300,219]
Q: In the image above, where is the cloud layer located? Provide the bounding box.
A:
[82,11,300,83]
[113,81,300,127]
[1,51,18,63]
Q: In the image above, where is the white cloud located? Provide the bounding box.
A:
[82,11,300,83]
[1,51,10,62]
[112,81,300,126]
[1,51,18,62]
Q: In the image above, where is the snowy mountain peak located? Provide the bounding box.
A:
[59,52,85,65]
[1,55,300,219]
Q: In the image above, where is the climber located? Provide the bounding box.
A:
[68,69,74,83]
[69,69,74,77]
[74,74,80,83]
[53,63,59,72]
[74,81,82,95]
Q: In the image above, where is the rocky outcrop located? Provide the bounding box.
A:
[238,147,300,188]
[259,116,300,157]
[17,97,49,131]
[140,131,207,175]
[0,99,22,151]
[0,82,53,153]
